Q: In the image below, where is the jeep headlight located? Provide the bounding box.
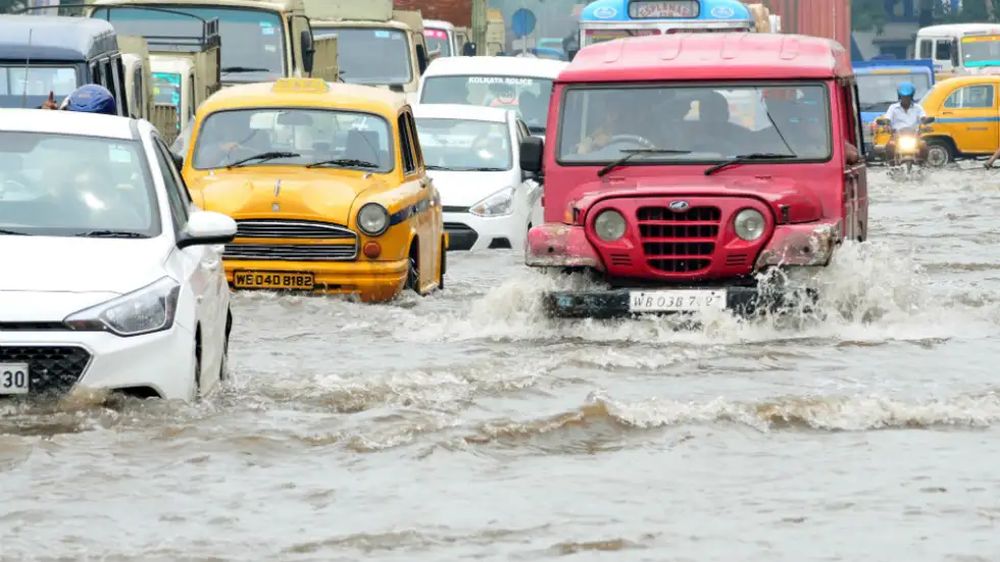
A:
[594,209,626,242]
[470,187,514,217]
[65,277,180,337]
[734,209,766,242]
[358,203,389,236]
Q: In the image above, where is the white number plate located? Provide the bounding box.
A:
[629,290,727,313]
[0,363,29,395]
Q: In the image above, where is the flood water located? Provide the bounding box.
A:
[3,169,1000,561]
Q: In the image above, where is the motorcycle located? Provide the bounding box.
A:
[875,116,936,180]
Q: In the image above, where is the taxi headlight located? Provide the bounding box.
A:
[734,209,766,242]
[898,135,919,152]
[358,203,389,236]
[594,209,627,242]
[64,277,180,337]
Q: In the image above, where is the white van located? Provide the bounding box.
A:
[916,24,1000,78]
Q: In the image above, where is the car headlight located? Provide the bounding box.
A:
[898,135,918,152]
[357,203,389,236]
[470,187,514,217]
[594,209,627,242]
[64,277,180,337]
[733,209,766,242]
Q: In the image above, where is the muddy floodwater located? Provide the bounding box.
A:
[4,169,1000,561]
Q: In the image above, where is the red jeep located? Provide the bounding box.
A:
[519,33,868,318]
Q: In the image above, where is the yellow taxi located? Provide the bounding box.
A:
[180,78,445,301]
[919,75,1000,166]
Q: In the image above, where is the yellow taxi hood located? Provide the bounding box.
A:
[191,168,385,224]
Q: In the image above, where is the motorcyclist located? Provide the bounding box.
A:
[882,82,928,163]
[39,84,117,115]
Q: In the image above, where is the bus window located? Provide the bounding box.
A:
[919,39,933,59]
[936,39,952,61]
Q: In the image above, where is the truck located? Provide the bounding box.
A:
[391,0,502,56]
[87,0,339,85]
[118,34,180,138]
[304,0,430,97]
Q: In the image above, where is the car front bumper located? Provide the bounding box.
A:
[224,258,409,302]
[0,324,197,400]
[444,212,521,251]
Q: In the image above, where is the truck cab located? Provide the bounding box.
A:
[0,15,129,115]
[424,19,457,59]
[522,33,867,318]
[89,0,338,86]
[305,0,430,98]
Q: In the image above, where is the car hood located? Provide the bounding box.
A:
[426,169,514,208]
[568,174,825,224]
[192,168,382,225]
[0,237,168,320]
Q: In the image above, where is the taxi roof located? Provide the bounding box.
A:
[0,108,136,140]
[0,16,118,61]
[199,79,407,116]
[423,56,568,80]
[559,33,852,83]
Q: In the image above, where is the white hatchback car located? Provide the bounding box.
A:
[0,109,236,401]
[414,104,542,251]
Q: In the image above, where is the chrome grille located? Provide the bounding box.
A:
[224,244,357,261]
[636,206,721,274]
[235,220,356,240]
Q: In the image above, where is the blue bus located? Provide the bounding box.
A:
[853,59,935,155]
[579,0,754,48]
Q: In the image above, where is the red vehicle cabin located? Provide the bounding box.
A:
[519,33,868,318]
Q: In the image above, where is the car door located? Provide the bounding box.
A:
[398,110,434,287]
[939,82,998,154]
[152,137,226,384]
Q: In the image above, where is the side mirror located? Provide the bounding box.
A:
[177,210,236,249]
[416,44,428,75]
[170,151,184,170]
[301,30,316,75]
[567,48,579,62]
[520,136,544,175]
[921,116,936,124]
[462,42,477,56]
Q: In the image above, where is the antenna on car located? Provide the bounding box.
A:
[21,28,33,109]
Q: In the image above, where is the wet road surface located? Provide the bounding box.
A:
[3,169,1000,561]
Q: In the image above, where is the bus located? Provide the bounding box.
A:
[916,24,1000,79]
[578,0,757,48]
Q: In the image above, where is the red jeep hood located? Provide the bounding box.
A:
[566,174,824,223]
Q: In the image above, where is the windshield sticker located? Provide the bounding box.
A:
[262,27,275,36]
[264,45,277,52]
[375,30,391,38]
[468,76,535,86]
[259,21,273,28]
[108,146,132,163]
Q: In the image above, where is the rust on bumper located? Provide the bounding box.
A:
[525,224,604,270]
[755,222,840,268]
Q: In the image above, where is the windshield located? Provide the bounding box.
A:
[0,65,77,109]
[425,28,452,57]
[857,72,931,112]
[416,118,512,171]
[313,27,412,86]
[0,133,158,237]
[583,28,660,46]
[963,36,1000,65]
[558,84,831,164]
[421,75,554,134]
[192,108,394,172]
[91,6,285,83]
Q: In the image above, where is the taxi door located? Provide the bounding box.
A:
[937,81,1000,154]
[399,109,438,290]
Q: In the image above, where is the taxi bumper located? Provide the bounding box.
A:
[224,259,409,302]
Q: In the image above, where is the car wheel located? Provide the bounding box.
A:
[926,140,952,168]
[406,243,421,294]
[219,310,232,382]
[193,330,203,400]
[438,239,446,290]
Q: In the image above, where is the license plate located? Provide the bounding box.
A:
[0,363,29,395]
[233,271,315,290]
[629,289,727,313]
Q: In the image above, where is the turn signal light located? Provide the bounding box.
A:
[363,241,381,259]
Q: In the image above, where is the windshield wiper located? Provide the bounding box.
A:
[704,153,797,176]
[74,230,148,239]
[305,158,379,169]
[0,228,29,236]
[221,66,271,73]
[597,148,691,178]
[227,151,300,169]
